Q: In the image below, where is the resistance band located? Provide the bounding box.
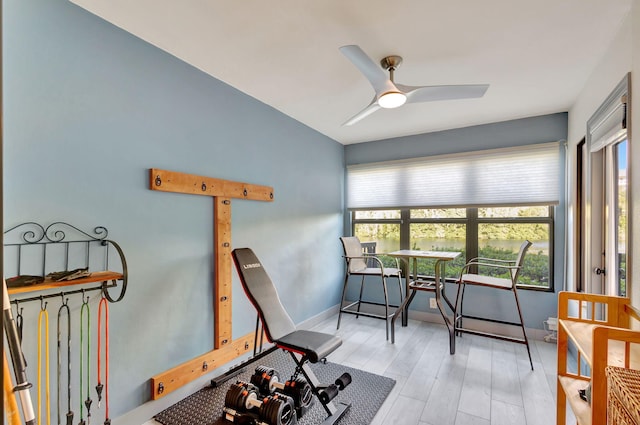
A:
[96,296,110,425]
[57,297,74,425]
[79,295,93,425]
[37,298,51,425]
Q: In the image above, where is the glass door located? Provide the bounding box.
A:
[584,74,630,296]
[612,139,627,296]
[601,138,628,296]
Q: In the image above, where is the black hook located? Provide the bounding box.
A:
[81,289,90,304]
[40,295,47,311]
[15,301,24,342]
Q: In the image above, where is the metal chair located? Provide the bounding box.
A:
[454,240,534,369]
[337,236,403,340]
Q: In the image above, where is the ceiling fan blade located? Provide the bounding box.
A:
[399,84,489,103]
[342,97,381,126]
[340,45,397,95]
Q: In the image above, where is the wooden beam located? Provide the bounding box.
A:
[150,332,256,400]
[150,168,274,202]
[214,197,232,348]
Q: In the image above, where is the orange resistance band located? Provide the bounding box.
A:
[97,296,110,424]
[37,301,51,425]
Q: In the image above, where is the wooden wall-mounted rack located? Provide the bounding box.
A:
[148,168,274,400]
[4,222,128,304]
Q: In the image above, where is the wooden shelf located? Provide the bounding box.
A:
[559,320,596,365]
[7,271,124,295]
[558,375,592,425]
[556,291,640,425]
[559,320,640,369]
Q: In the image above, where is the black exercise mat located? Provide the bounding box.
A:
[154,348,396,425]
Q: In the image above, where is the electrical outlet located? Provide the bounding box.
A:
[429,298,437,309]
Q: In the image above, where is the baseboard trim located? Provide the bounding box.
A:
[298,304,340,330]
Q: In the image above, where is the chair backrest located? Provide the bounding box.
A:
[340,236,368,272]
[361,241,377,268]
[512,240,533,283]
[232,248,296,342]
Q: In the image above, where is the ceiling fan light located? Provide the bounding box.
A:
[378,91,407,109]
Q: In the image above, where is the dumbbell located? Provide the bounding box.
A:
[223,381,295,425]
[251,366,313,411]
[319,373,352,404]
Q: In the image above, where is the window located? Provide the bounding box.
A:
[408,208,467,280]
[352,205,554,290]
[353,210,401,270]
[347,142,561,291]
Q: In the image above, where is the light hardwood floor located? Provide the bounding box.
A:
[312,314,574,425]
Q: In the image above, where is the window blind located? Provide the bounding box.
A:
[347,142,561,209]
[588,92,627,153]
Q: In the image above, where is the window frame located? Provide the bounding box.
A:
[350,205,555,292]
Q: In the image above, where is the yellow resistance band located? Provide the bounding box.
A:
[38,301,51,425]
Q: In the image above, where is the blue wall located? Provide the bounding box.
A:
[344,113,568,331]
[3,0,344,419]
[345,114,568,165]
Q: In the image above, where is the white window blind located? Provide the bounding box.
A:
[588,92,627,153]
[347,142,560,209]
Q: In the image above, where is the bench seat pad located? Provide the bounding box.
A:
[276,330,342,363]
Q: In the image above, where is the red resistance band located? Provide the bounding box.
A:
[97,297,110,425]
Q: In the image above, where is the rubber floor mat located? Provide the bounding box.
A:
[154,348,395,425]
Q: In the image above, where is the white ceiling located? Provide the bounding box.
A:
[71,0,631,145]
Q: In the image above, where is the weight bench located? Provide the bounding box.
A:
[232,248,351,425]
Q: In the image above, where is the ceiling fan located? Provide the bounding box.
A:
[340,45,489,126]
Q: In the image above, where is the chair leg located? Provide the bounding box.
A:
[382,276,390,340]
[396,274,404,324]
[454,282,466,337]
[336,273,350,330]
[355,275,365,318]
[512,286,534,370]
